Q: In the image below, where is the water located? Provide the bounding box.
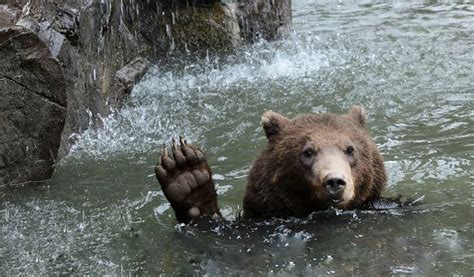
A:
[2,1,474,275]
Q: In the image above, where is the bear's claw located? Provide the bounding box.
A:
[155,138,220,223]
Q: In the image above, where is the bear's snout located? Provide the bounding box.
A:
[315,148,356,206]
[323,174,347,203]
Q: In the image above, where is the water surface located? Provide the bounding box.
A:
[1,1,474,275]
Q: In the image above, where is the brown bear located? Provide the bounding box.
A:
[155,106,387,223]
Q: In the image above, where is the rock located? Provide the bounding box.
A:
[0,26,67,187]
[237,0,292,42]
[0,1,27,9]
[1,0,292,159]
[109,57,150,109]
[0,4,19,26]
[122,0,291,60]
[16,17,40,33]
[55,1,146,157]
[115,57,150,95]
[0,0,292,188]
[127,2,243,59]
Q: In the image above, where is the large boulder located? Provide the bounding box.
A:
[0,26,67,187]
[16,1,152,157]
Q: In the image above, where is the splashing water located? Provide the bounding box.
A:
[1,1,474,275]
[68,37,332,160]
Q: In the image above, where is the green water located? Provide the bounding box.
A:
[1,1,473,275]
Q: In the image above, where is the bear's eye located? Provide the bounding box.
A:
[345,145,355,155]
[303,148,315,159]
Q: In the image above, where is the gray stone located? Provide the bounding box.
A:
[0,26,67,186]
[108,57,150,108]
[0,0,28,9]
[237,0,292,42]
[129,2,244,57]
[0,4,19,26]
[16,17,40,33]
[37,20,65,57]
[115,57,150,94]
[121,0,291,59]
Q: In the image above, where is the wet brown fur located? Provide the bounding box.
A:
[242,108,387,218]
[156,107,387,223]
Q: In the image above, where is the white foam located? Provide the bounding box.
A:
[68,36,330,160]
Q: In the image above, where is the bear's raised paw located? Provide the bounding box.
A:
[155,137,220,223]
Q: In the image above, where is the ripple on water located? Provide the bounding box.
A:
[3,1,474,275]
[1,200,119,274]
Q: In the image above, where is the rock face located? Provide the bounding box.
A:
[122,0,292,59]
[238,0,292,42]
[125,1,243,59]
[0,0,292,186]
[16,1,151,157]
[0,26,67,186]
[0,5,19,26]
[1,0,292,158]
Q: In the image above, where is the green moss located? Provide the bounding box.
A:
[156,3,242,54]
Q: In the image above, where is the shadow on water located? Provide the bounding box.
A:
[1,0,474,275]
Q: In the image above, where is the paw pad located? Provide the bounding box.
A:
[155,137,218,223]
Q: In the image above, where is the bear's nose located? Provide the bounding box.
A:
[323,176,346,196]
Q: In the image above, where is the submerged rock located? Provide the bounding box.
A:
[0,26,67,186]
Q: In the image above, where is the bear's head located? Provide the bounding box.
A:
[260,105,381,209]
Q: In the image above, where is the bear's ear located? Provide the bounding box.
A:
[348,105,367,127]
[261,111,289,141]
